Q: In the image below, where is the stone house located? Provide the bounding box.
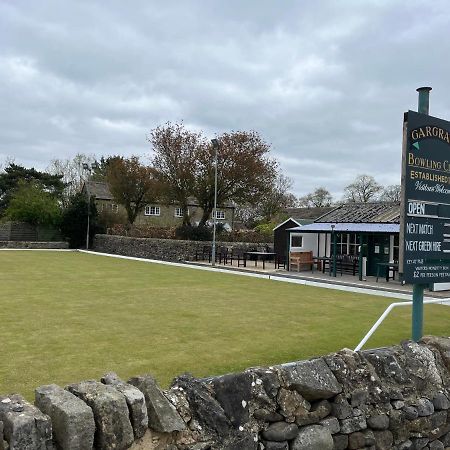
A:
[82,181,236,229]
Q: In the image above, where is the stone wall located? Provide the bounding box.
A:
[0,241,69,249]
[94,234,272,262]
[1,336,449,449]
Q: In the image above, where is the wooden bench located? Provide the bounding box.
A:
[289,251,315,272]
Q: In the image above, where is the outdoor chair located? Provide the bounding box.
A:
[195,245,212,262]
[275,254,286,269]
[216,246,229,264]
[230,248,246,267]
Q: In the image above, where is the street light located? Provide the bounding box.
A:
[82,162,98,250]
[211,139,219,267]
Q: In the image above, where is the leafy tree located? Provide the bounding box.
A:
[343,174,382,203]
[194,131,277,226]
[106,156,161,224]
[150,124,279,227]
[298,187,333,208]
[5,180,61,226]
[0,163,65,216]
[60,192,97,248]
[149,122,203,226]
[380,184,401,202]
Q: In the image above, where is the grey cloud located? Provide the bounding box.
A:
[1,0,450,198]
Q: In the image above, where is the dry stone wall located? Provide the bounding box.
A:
[0,241,69,249]
[0,336,449,449]
[93,234,272,263]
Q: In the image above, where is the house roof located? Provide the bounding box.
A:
[283,206,335,221]
[314,202,400,224]
[83,181,235,208]
[273,217,302,231]
[288,222,400,233]
[84,181,114,200]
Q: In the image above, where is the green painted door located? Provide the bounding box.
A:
[367,234,391,277]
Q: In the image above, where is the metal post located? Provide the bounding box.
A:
[331,225,337,277]
[417,87,432,115]
[412,284,426,341]
[211,139,219,267]
[86,192,90,249]
[411,86,432,341]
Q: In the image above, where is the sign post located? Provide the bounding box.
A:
[400,87,450,341]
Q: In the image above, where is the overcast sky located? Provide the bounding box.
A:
[1,0,450,199]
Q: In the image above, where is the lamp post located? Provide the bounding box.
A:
[82,162,98,250]
[211,139,219,267]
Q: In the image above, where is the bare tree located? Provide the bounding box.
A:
[298,187,333,208]
[47,153,96,203]
[235,173,297,226]
[343,174,382,203]
[380,184,401,202]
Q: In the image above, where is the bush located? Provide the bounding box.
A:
[60,193,98,248]
[5,181,61,226]
[175,224,212,241]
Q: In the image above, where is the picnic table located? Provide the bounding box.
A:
[244,251,276,270]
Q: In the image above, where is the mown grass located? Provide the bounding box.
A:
[0,250,448,400]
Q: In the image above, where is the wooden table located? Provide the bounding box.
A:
[244,252,276,270]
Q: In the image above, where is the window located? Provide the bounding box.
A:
[110,203,118,213]
[337,233,348,254]
[174,207,184,218]
[393,234,399,261]
[212,210,225,219]
[145,205,160,216]
[291,234,303,248]
[349,234,359,255]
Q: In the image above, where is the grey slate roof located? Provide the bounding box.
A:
[288,222,400,233]
[314,202,400,224]
[83,181,235,208]
[85,181,114,200]
[283,206,335,221]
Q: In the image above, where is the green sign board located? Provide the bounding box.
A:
[401,110,450,283]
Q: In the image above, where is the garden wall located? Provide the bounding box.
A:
[0,241,69,249]
[1,336,449,449]
[93,234,273,262]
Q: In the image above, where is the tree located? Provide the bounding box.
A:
[60,192,97,248]
[380,184,401,202]
[194,131,277,226]
[106,156,161,224]
[149,122,203,226]
[47,153,96,205]
[235,173,297,226]
[5,180,61,226]
[0,163,65,216]
[343,174,382,203]
[298,187,333,208]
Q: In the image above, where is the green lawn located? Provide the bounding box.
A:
[1,251,449,399]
